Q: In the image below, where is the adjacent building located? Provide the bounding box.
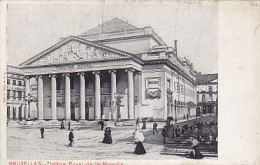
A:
[6,65,26,120]
[196,73,218,115]
[9,18,198,121]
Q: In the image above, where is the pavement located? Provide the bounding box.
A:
[7,115,217,160]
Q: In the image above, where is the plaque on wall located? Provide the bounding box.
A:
[145,77,161,99]
[153,108,164,119]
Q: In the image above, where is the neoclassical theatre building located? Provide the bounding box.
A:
[18,18,197,121]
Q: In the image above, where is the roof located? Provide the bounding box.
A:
[79,18,138,36]
[196,73,218,84]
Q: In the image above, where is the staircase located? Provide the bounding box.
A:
[161,139,218,158]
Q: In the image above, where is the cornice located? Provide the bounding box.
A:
[21,57,133,69]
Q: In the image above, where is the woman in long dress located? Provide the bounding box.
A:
[133,129,146,155]
[107,127,112,144]
[102,127,108,143]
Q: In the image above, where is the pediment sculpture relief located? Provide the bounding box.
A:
[33,41,127,65]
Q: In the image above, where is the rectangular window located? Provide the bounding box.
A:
[13,80,16,85]
[209,94,213,101]
[7,79,10,84]
[167,79,171,89]
[18,91,22,100]
[174,81,176,91]
[209,86,212,92]
[13,91,16,99]
[18,81,22,86]
[7,90,10,99]
[202,95,205,102]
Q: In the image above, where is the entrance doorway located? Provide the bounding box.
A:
[71,102,76,120]
[19,106,23,121]
[13,108,16,120]
[85,101,89,120]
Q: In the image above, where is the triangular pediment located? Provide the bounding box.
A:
[21,36,133,66]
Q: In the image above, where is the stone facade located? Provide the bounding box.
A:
[8,18,198,121]
[196,73,218,115]
[6,65,26,120]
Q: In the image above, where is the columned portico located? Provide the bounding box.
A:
[109,70,117,120]
[64,73,71,120]
[50,74,57,120]
[37,75,44,120]
[78,72,85,120]
[126,69,135,119]
[93,71,101,120]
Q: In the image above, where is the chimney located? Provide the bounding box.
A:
[174,40,177,56]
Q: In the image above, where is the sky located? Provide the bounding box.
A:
[6,2,218,74]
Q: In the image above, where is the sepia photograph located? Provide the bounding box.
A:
[5,0,219,162]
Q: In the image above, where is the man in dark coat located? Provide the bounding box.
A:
[61,120,65,129]
[175,125,181,137]
[40,127,44,139]
[153,122,158,134]
[98,120,105,130]
[162,126,167,143]
[68,129,74,147]
[136,117,140,127]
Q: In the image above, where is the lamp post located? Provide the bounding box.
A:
[25,93,34,121]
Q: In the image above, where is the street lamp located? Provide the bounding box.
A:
[25,93,34,121]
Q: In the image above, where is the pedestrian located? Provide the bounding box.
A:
[107,127,112,144]
[68,121,71,131]
[133,129,146,155]
[168,125,174,140]
[68,129,74,147]
[142,119,146,129]
[175,125,181,138]
[153,122,158,134]
[189,136,203,159]
[102,127,108,143]
[99,120,104,130]
[186,114,189,120]
[162,126,167,143]
[136,117,140,127]
[40,126,44,139]
[61,120,65,129]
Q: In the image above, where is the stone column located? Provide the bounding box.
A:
[50,74,57,120]
[25,77,30,120]
[136,72,142,119]
[78,72,85,120]
[93,71,101,120]
[109,70,116,120]
[126,69,135,119]
[64,74,71,120]
[37,75,44,120]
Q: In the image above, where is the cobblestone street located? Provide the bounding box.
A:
[7,116,217,160]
